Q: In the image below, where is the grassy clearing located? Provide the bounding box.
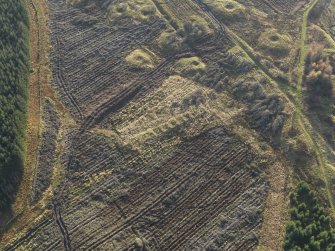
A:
[104,75,238,154]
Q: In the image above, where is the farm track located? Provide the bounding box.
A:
[26,0,42,206]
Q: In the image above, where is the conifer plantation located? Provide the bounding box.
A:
[0,0,29,209]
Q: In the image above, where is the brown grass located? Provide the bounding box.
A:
[258,161,289,251]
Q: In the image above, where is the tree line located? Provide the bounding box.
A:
[0,0,29,209]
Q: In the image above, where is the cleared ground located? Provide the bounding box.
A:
[2,0,335,250]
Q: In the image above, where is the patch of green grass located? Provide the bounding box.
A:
[258,29,292,57]
[174,57,206,78]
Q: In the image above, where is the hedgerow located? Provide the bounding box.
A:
[0,0,29,209]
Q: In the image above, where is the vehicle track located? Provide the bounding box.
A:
[54,36,83,119]
[70,141,233,248]
[52,203,72,251]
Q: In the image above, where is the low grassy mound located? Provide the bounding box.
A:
[157,30,183,55]
[202,0,246,21]
[174,57,206,78]
[125,49,156,70]
[107,0,157,25]
[258,29,291,57]
[68,0,158,25]
[0,0,30,209]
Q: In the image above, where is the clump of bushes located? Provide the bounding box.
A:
[232,81,266,102]
[232,80,287,135]
[0,0,30,209]
[304,44,334,145]
[157,16,212,55]
[248,95,286,135]
[284,182,335,251]
[179,16,212,44]
[181,90,207,109]
[305,44,334,103]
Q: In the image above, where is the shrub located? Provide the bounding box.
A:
[305,44,333,101]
